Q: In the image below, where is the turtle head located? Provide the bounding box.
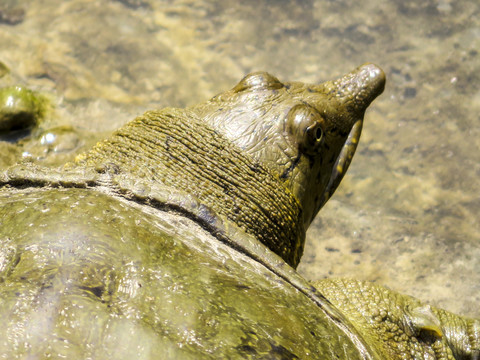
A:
[196,64,385,229]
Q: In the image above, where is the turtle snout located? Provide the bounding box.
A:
[333,63,386,114]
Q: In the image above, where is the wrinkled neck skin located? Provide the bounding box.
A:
[74,109,305,267]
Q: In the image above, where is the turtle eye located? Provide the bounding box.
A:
[286,104,325,154]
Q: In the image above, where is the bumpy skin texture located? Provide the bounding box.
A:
[1,64,477,359]
[314,279,480,359]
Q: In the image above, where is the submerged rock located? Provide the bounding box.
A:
[0,85,47,133]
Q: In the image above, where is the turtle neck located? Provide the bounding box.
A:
[74,108,305,268]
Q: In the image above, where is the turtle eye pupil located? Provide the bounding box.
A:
[307,125,323,144]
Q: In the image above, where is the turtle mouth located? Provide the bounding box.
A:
[315,118,364,217]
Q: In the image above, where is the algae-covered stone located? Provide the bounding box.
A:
[0,61,9,78]
[0,85,47,132]
[0,64,478,359]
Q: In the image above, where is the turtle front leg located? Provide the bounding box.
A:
[312,278,479,360]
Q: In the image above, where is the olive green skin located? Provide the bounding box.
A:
[1,65,478,359]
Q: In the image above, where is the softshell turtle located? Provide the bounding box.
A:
[0,64,478,359]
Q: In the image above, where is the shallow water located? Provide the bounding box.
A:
[0,0,479,317]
